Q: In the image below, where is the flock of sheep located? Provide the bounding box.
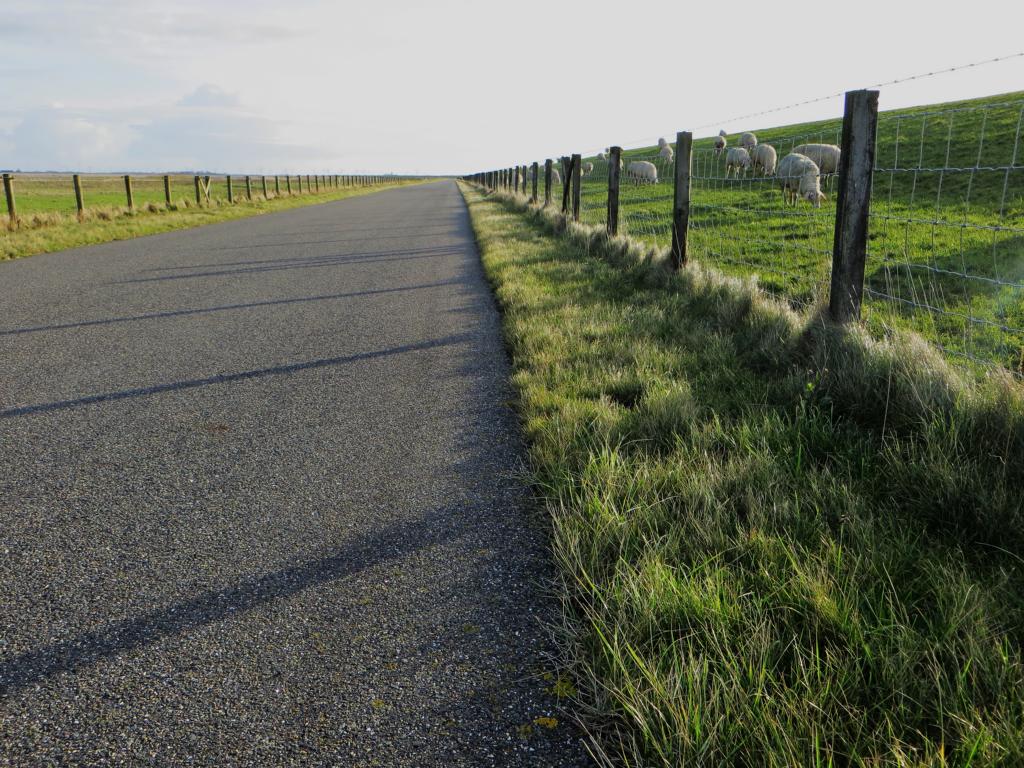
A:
[586,134,841,208]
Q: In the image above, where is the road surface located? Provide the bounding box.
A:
[0,181,587,766]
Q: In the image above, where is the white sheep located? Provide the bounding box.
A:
[777,152,826,207]
[659,144,674,162]
[582,161,595,176]
[725,147,751,177]
[740,132,757,152]
[792,143,841,175]
[551,168,562,185]
[713,134,727,155]
[657,137,668,149]
[627,160,658,184]
[751,143,777,176]
[597,152,607,160]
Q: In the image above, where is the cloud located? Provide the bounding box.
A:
[178,85,240,109]
[6,106,131,170]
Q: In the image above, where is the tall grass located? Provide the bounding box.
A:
[461,183,1024,766]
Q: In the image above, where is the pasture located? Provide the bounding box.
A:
[572,91,1024,375]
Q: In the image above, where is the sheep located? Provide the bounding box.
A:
[777,152,826,207]
[724,147,751,177]
[659,144,674,162]
[627,160,658,185]
[657,137,668,149]
[740,132,757,152]
[792,143,841,175]
[597,152,607,160]
[582,161,595,176]
[551,168,562,185]
[713,134,727,155]
[750,143,777,176]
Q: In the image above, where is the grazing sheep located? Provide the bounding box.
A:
[551,168,562,185]
[627,160,658,184]
[792,143,841,175]
[582,161,595,176]
[659,144,674,162]
[777,152,826,207]
[725,147,751,177]
[657,137,668,149]
[740,132,757,152]
[597,152,607,160]
[751,143,777,176]
[714,134,727,155]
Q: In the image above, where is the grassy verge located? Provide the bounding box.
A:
[460,182,1024,766]
[0,180,428,262]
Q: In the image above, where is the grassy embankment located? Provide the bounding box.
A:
[1,175,428,262]
[571,91,1024,375]
[460,181,1024,766]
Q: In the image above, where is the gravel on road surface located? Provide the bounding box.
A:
[0,181,589,767]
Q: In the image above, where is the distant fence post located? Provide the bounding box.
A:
[571,153,581,221]
[262,175,268,197]
[194,175,203,206]
[163,175,171,205]
[544,160,552,206]
[275,175,280,196]
[531,161,539,203]
[227,175,234,203]
[245,175,252,200]
[563,156,572,213]
[670,131,693,270]
[2,173,15,227]
[286,175,292,194]
[607,146,622,235]
[314,174,320,193]
[297,175,303,194]
[514,166,521,195]
[829,89,880,324]
[73,174,85,218]
[124,175,134,210]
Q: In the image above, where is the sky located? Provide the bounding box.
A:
[1,0,1022,176]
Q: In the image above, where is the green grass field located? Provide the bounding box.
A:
[0,176,424,262]
[564,91,1024,376]
[461,183,1024,766]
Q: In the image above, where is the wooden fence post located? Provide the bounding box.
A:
[275,175,280,196]
[194,175,203,206]
[531,161,539,203]
[544,160,552,206]
[163,175,171,205]
[607,146,622,235]
[123,175,134,210]
[262,176,268,198]
[514,166,521,195]
[314,174,320,193]
[670,131,693,270]
[829,89,880,323]
[286,175,292,194]
[227,175,233,203]
[73,174,85,218]
[571,153,582,221]
[561,156,572,215]
[3,173,15,226]
[245,175,252,200]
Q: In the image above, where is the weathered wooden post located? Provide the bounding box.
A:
[670,131,693,270]
[262,175,268,197]
[607,146,622,235]
[561,156,571,215]
[314,174,320,193]
[2,174,15,227]
[121,175,133,210]
[544,160,552,206]
[829,89,879,323]
[73,174,85,218]
[275,175,280,196]
[163,175,171,205]
[531,161,539,203]
[571,153,582,221]
[227,175,233,203]
[297,175,303,193]
[286,175,292,194]
[245,175,252,200]
[194,175,203,206]
[514,166,521,195]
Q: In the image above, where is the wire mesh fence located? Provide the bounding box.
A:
[470,88,1024,378]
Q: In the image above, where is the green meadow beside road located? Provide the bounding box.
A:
[0,176,428,262]
[460,182,1024,765]
[574,90,1024,376]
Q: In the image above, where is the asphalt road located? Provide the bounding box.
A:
[0,181,588,767]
